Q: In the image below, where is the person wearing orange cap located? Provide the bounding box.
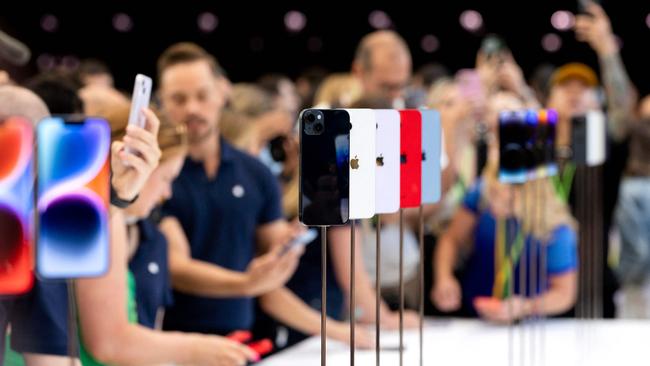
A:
[546,0,637,318]
[548,1,636,149]
[547,62,601,151]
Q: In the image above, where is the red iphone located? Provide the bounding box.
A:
[399,110,422,208]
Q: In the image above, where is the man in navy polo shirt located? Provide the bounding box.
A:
[157,43,348,338]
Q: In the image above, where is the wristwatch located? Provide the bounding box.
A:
[110,184,139,208]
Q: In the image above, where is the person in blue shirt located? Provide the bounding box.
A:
[432,164,578,323]
[108,106,173,330]
[127,217,174,329]
[156,43,361,345]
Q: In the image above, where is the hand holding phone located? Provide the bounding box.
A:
[577,0,600,14]
[111,107,162,202]
[575,0,616,57]
[279,229,318,256]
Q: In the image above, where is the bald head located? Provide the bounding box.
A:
[352,31,412,102]
[0,85,50,124]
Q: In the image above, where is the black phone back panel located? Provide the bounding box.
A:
[299,109,351,226]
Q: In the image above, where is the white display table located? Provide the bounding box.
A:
[259,318,650,366]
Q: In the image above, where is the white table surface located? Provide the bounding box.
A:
[259,318,650,366]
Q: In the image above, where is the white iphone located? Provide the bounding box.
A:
[374,109,400,214]
[585,110,606,167]
[571,110,606,167]
[128,74,152,128]
[420,109,442,204]
[346,108,376,219]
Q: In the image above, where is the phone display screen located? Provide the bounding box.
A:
[0,116,34,294]
[36,117,111,279]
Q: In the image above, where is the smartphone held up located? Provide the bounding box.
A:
[128,74,152,129]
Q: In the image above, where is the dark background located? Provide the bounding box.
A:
[1,1,649,95]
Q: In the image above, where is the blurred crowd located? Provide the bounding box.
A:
[1,2,650,366]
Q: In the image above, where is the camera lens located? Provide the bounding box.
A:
[306,113,316,123]
[314,123,324,132]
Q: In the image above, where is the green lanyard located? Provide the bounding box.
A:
[552,163,576,203]
[493,218,525,299]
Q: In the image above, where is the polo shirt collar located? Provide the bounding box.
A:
[137,219,155,242]
[220,137,236,164]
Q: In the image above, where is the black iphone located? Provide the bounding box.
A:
[299,109,351,226]
[498,110,532,183]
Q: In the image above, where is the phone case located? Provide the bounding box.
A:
[299,109,351,226]
[346,109,376,219]
[420,109,442,204]
[374,109,400,214]
[36,116,111,279]
[0,116,34,295]
[400,110,422,208]
[128,74,152,128]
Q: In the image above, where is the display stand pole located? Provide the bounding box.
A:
[351,221,356,366]
[321,227,328,366]
[399,209,405,366]
[418,205,424,366]
[376,216,382,366]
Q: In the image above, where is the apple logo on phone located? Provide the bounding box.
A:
[350,155,360,170]
[376,154,384,167]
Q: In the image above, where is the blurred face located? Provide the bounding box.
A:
[252,109,294,154]
[638,96,650,119]
[361,46,411,103]
[547,79,591,120]
[487,181,518,219]
[126,155,185,219]
[160,60,225,145]
[437,84,469,129]
[82,73,113,88]
[277,79,300,117]
[486,92,525,136]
